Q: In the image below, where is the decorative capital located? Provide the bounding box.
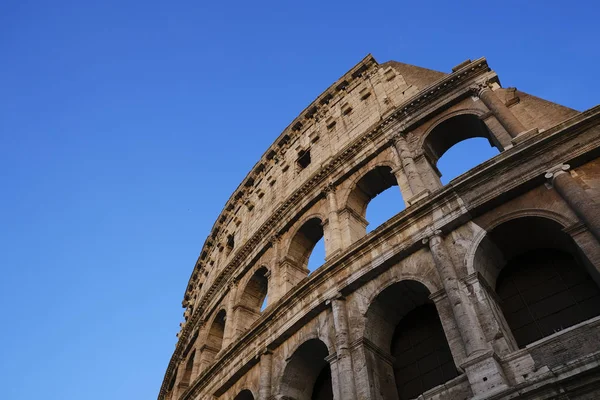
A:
[269,234,281,246]
[469,81,491,97]
[323,182,336,195]
[422,229,443,246]
[326,291,345,305]
[261,347,274,356]
[544,163,570,180]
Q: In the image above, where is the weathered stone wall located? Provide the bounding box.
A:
[159,56,600,400]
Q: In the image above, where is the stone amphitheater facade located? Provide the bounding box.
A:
[158,55,600,400]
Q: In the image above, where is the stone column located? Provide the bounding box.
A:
[268,235,284,304]
[326,353,342,400]
[425,232,487,356]
[472,83,525,138]
[425,232,508,396]
[546,164,600,242]
[324,183,343,257]
[391,133,430,204]
[328,294,357,400]
[258,349,273,400]
[223,283,237,348]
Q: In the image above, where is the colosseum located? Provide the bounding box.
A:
[157,55,600,400]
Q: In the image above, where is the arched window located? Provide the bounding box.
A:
[344,166,404,243]
[424,114,501,184]
[181,350,195,384]
[233,389,254,400]
[364,280,458,400]
[234,267,270,338]
[478,217,600,348]
[240,267,269,312]
[200,309,226,367]
[279,339,333,400]
[288,217,325,274]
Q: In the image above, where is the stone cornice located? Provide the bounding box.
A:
[183,54,379,294]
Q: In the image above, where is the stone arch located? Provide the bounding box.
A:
[466,208,576,277]
[278,338,333,400]
[233,389,255,400]
[180,349,196,385]
[471,216,600,348]
[285,215,326,272]
[362,279,459,400]
[340,164,403,245]
[362,274,440,312]
[199,308,227,368]
[233,266,270,337]
[420,111,502,174]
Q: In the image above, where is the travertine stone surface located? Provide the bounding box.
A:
[159,55,600,400]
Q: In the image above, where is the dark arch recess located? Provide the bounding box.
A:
[487,217,600,348]
[233,389,254,400]
[240,266,269,312]
[364,280,458,400]
[280,339,332,400]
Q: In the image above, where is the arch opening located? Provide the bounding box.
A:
[234,267,270,337]
[288,217,325,274]
[203,309,226,363]
[181,350,195,384]
[437,138,500,184]
[233,389,254,400]
[307,236,325,274]
[424,114,501,183]
[279,338,332,400]
[241,267,269,312]
[475,217,600,348]
[364,280,458,400]
[345,166,404,241]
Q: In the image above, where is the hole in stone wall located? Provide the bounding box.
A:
[233,389,255,400]
[297,149,311,170]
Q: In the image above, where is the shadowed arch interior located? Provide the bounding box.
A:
[280,338,332,400]
[181,350,195,384]
[233,389,254,400]
[364,280,458,400]
[479,217,600,348]
[288,217,324,271]
[240,266,269,312]
[206,309,226,353]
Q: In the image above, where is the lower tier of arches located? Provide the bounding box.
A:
[168,190,600,400]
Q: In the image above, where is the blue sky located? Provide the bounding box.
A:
[1,1,598,399]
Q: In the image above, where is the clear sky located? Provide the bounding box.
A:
[1,1,598,399]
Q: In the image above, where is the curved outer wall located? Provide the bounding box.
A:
[159,54,600,400]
